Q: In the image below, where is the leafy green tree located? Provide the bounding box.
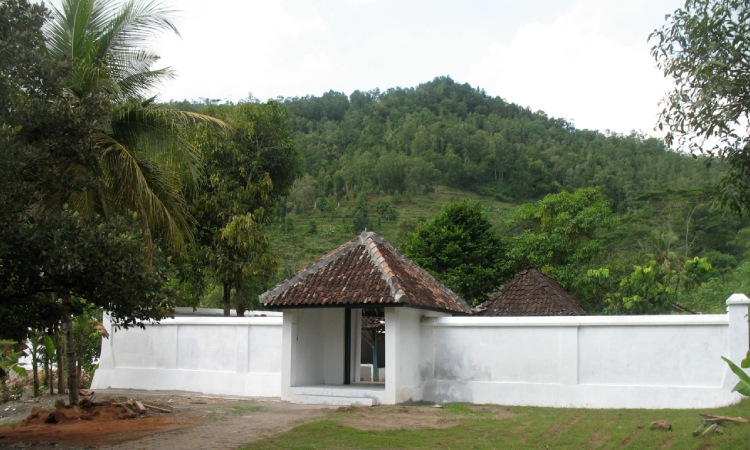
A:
[402,201,507,305]
[504,188,616,311]
[589,256,712,314]
[181,100,300,315]
[376,198,398,222]
[351,194,371,233]
[651,0,750,214]
[215,213,278,316]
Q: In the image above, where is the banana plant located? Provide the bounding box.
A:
[722,351,750,396]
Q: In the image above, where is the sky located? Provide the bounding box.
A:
[146,0,684,136]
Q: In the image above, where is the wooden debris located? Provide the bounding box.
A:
[142,403,172,413]
[133,401,147,414]
[701,423,718,436]
[693,413,745,437]
[650,420,672,431]
[699,413,749,424]
[112,402,137,419]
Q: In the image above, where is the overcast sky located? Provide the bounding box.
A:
[144,0,683,136]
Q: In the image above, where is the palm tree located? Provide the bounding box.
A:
[44,0,227,267]
[42,0,229,406]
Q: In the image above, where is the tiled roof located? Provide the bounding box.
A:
[260,231,472,314]
[475,268,586,316]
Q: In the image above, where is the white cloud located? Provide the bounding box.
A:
[468,0,678,134]
[145,0,682,135]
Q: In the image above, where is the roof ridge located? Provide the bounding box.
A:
[361,232,407,303]
[259,234,361,304]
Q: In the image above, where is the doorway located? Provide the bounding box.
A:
[359,308,385,383]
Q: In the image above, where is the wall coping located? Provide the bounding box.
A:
[119,316,283,327]
[173,307,282,317]
[423,314,729,328]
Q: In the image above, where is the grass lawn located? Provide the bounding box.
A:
[244,399,750,449]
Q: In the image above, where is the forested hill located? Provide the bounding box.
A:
[280,76,717,208]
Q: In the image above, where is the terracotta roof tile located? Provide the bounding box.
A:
[260,232,472,314]
[475,267,586,316]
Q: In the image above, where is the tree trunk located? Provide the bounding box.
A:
[222,282,232,316]
[44,330,53,395]
[235,278,245,317]
[54,324,65,395]
[62,296,79,405]
[76,327,83,390]
[45,354,53,395]
[31,334,40,397]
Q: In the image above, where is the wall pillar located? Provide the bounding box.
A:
[723,294,750,389]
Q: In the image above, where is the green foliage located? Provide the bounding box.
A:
[1,340,27,403]
[651,0,750,215]
[351,194,371,233]
[173,99,300,314]
[306,220,318,235]
[617,261,677,314]
[284,77,717,210]
[722,354,750,397]
[375,198,398,222]
[402,201,507,305]
[504,188,615,311]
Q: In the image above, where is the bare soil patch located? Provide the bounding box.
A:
[0,392,501,449]
[336,404,513,431]
[0,391,336,449]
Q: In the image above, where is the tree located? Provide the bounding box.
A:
[182,100,300,315]
[0,0,173,406]
[401,201,507,305]
[504,188,616,311]
[351,193,372,233]
[651,0,750,214]
[43,0,227,267]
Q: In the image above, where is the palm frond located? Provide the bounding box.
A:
[109,102,230,189]
[46,0,180,98]
[94,132,192,250]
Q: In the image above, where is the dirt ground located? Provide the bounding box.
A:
[0,390,496,449]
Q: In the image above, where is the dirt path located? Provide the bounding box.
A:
[0,391,337,449]
[0,390,500,448]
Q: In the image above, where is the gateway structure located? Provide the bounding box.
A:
[93,232,750,408]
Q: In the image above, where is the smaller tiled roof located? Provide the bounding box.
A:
[260,231,472,314]
[475,268,586,316]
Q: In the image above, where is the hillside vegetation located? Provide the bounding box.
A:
[173,77,748,314]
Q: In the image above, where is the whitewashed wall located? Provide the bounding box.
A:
[418,294,750,408]
[92,297,750,408]
[91,309,282,397]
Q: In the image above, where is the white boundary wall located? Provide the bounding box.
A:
[418,294,750,408]
[93,296,750,408]
[91,309,282,397]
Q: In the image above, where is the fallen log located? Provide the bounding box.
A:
[133,401,147,414]
[701,423,718,436]
[142,403,172,413]
[699,413,749,424]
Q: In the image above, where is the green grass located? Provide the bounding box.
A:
[243,400,750,449]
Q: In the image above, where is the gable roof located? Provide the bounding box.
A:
[260,231,472,314]
[475,268,586,316]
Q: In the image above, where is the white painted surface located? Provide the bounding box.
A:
[91,314,282,397]
[420,296,750,408]
[93,296,750,409]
